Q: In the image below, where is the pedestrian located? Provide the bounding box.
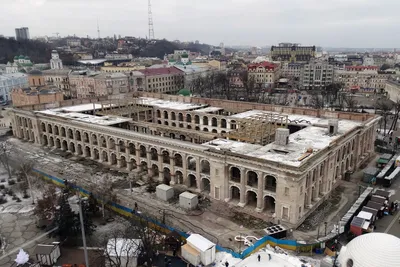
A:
[257,254,260,262]
[268,253,271,261]
[164,256,168,267]
[225,261,229,267]
[134,202,138,210]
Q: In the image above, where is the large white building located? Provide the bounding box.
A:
[15,27,30,40]
[9,93,378,226]
[0,72,28,102]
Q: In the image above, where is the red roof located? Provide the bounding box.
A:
[248,61,278,70]
[138,67,183,76]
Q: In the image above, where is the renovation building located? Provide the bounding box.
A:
[247,62,281,89]
[270,43,316,63]
[9,93,378,226]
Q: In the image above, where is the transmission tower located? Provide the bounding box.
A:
[148,0,155,39]
[97,19,101,39]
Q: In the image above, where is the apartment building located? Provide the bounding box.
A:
[69,71,129,98]
[334,70,390,91]
[281,63,304,78]
[247,62,281,88]
[300,62,334,90]
[138,67,184,94]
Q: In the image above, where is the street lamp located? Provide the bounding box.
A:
[77,193,89,267]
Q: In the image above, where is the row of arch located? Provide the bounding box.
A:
[156,120,228,135]
[230,166,277,192]
[230,185,276,211]
[155,110,237,130]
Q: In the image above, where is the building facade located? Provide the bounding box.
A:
[11,87,63,107]
[248,62,281,88]
[69,71,129,98]
[384,79,400,102]
[0,73,28,102]
[281,63,304,78]
[270,43,316,63]
[334,70,390,90]
[9,93,378,226]
[139,67,184,94]
[300,62,334,90]
[15,27,30,40]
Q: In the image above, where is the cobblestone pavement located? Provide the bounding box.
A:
[0,208,54,266]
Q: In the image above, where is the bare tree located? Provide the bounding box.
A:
[375,99,393,136]
[343,95,359,112]
[0,141,12,182]
[310,92,325,109]
[18,160,35,204]
[34,184,59,227]
[100,226,142,267]
[89,174,117,219]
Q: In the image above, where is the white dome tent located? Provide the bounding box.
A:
[337,233,400,267]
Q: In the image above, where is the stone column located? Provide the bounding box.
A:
[182,153,188,185]
[158,153,163,182]
[306,187,312,206]
[170,155,176,185]
[196,158,201,191]
[256,171,264,212]
[238,168,246,207]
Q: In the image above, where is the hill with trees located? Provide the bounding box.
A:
[0,37,52,64]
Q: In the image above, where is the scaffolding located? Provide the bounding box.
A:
[96,98,153,121]
[225,112,288,145]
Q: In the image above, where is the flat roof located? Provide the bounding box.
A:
[203,116,360,166]
[51,103,113,113]
[138,97,206,111]
[194,107,223,113]
[37,109,131,126]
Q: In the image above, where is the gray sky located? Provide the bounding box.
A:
[1,0,399,48]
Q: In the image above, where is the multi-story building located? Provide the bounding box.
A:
[345,66,378,72]
[105,53,133,60]
[6,55,33,74]
[138,67,184,94]
[228,68,246,88]
[270,43,316,63]
[15,27,30,41]
[173,65,213,89]
[247,62,281,88]
[0,72,28,102]
[334,70,390,91]
[66,38,81,47]
[281,63,304,78]
[300,62,334,90]
[11,70,63,107]
[69,71,129,98]
[384,78,400,102]
[9,92,378,226]
[100,65,145,73]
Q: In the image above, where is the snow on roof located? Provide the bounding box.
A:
[357,211,373,220]
[78,59,107,65]
[216,110,362,166]
[338,233,400,267]
[194,107,223,113]
[235,252,297,267]
[53,103,109,113]
[37,110,131,126]
[187,234,215,252]
[106,238,142,257]
[138,97,206,110]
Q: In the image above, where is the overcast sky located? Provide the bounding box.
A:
[1,0,399,48]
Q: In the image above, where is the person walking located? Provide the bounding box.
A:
[268,253,271,261]
[257,254,261,262]
[225,261,229,267]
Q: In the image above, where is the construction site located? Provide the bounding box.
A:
[8,92,379,247]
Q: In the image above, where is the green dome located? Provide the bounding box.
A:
[181,53,189,58]
[18,55,25,59]
[14,56,18,59]
[177,89,191,97]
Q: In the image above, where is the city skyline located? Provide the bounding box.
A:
[1,0,400,48]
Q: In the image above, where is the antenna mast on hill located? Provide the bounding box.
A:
[148,0,155,39]
[97,19,101,39]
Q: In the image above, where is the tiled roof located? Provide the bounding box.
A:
[248,61,278,70]
[138,67,183,76]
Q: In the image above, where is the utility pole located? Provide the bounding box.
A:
[78,194,90,267]
[148,0,155,39]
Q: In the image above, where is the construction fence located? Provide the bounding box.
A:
[32,168,328,259]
